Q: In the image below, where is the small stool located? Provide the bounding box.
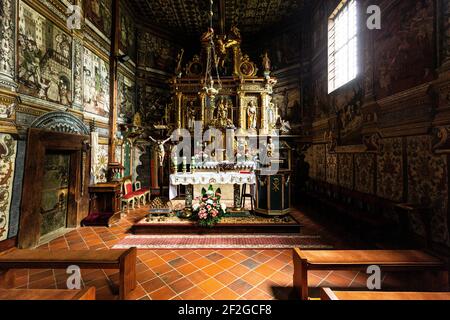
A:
[241,184,255,212]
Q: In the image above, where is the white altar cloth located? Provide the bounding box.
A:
[169,172,256,200]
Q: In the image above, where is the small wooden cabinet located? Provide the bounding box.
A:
[85,182,122,227]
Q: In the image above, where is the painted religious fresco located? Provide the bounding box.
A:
[374,0,435,99]
[18,2,72,106]
[137,30,178,73]
[83,48,110,118]
[273,87,301,123]
[120,7,136,59]
[84,0,112,37]
[118,73,135,122]
[0,134,16,241]
[40,153,70,237]
[137,84,172,126]
[255,25,302,71]
[334,84,364,146]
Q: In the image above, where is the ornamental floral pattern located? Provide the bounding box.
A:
[377,138,403,202]
[355,153,375,194]
[0,0,15,84]
[338,154,354,190]
[0,134,16,241]
[326,152,337,185]
[315,144,326,182]
[93,144,108,183]
[407,136,450,246]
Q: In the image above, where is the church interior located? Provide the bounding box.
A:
[0,0,450,302]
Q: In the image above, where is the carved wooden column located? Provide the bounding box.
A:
[108,0,120,163]
[176,92,183,129]
[260,92,269,135]
[238,91,246,130]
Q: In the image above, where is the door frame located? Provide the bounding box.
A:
[18,128,90,248]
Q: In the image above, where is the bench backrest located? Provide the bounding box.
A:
[0,248,136,270]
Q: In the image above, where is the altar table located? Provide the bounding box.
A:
[169,172,256,210]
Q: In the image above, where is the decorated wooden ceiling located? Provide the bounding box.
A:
[129,0,306,37]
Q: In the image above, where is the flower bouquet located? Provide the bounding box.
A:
[192,185,227,227]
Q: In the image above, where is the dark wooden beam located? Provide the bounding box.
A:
[109,0,120,163]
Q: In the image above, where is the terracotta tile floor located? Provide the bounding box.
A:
[10,204,422,300]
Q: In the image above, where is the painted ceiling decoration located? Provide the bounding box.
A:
[129,0,306,37]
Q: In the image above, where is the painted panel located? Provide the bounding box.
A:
[338,154,354,190]
[373,0,434,98]
[18,2,72,106]
[85,0,112,37]
[118,73,135,121]
[326,152,337,185]
[355,153,375,194]
[83,48,110,117]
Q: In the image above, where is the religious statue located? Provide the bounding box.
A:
[267,137,275,158]
[262,52,271,74]
[187,101,196,130]
[247,100,257,130]
[148,136,172,167]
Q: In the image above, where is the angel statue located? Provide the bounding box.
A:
[149,136,172,167]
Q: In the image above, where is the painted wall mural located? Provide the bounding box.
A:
[137,31,178,73]
[0,0,16,84]
[83,48,110,117]
[407,136,450,246]
[18,2,72,106]
[377,138,403,202]
[118,73,135,121]
[137,85,171,126]
[120,7,136,59]
[85,0,112,37]
[373,0,435,99]
[0,134,16,241]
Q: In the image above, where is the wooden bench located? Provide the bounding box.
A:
[293,249,448,300]
[321,288,450,301]
[0,248,137,300]
[0,287,96,300]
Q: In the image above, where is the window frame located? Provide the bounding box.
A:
[328,0,359,94]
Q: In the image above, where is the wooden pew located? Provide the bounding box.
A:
[321,288,450,301]
[0,248,137,300]
[0,287,96,300]
[293,249,447,300]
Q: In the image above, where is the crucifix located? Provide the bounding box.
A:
[148,136,171,197]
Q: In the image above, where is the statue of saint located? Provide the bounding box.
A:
[267,137,275,158]
[149,136,172,167]
[262,52,271,73]
[187,101,196,130]
[247,101,257,130]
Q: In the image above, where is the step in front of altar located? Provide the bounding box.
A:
[131,215,302,235]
